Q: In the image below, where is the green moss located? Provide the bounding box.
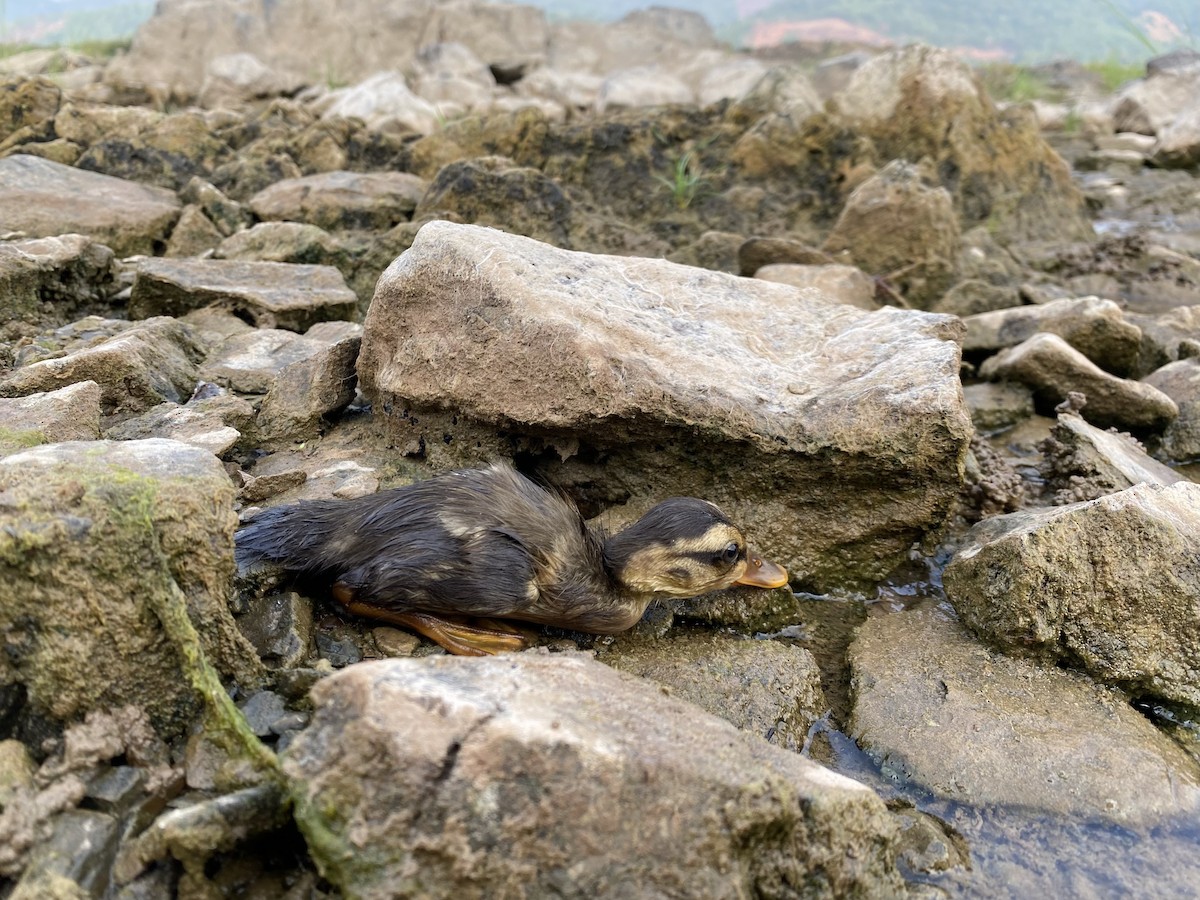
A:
[0,428,47,453]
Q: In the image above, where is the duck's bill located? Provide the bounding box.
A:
[735,550,789,589]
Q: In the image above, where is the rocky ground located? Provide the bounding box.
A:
[2,2,1200,897]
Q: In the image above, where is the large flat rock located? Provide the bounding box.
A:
[0,154,179,257]
[849,606,1200,825]
[358,221,972,588]
[944,482,1200,707]
[130,258,357,332]
[282,653,903,899]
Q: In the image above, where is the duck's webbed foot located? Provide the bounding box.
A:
[334,588,531,656]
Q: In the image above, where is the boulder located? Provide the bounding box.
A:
[130,258,357,332]
[282,653,903,898]
[979,332,1178,431]
[963,296,1143,376]
[849,606,1200,825]
[688,56,770,108]
[0,439,262,737]
[833,45,1091,242]
[1144,358,1200,461]
[1128,305,1200,373]
[1111,60,1200,135]
[0,382,102,453]
[74,110,231,191]
[358,221,971,588]
[755,263,879,310]
[0,318,203,418]
[1153,106,1200,169]
[0,234,118,332]
[0,154,179,256]
[599,632,826,750]
[1040,408,1188,504]
[943,482,1200,708]
[411,42,498,112]
[0,77,60,142]
[199,52,304,109]
[821,160,959,309]
[248,170,426,231]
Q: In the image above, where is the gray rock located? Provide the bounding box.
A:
[1112,61,1200,135]
[0,233,118,330]
[963,296,1143,376]
[248,170,426,231]
[0,381,102,452]
[0,154,179,256]
[1128,304,1200,374]
[943,481,1200,707]
[214,221,351,271]
[822,160,960,309]
[359,221,971,589]
[163,204,223,258]
[254,334,361,440]
[102,389,254,457]
[737,236,833,276]
[1041,410,1188,504]
[979,332,1178,431]
[85,767,147,817]
[15,809,121,897]
[178,177,248,236]
[849,606,1200,825]
[929,279,1020,317]
[282,654,904,898]
[600,632,826,750]
[0,317,203,417]
[129,258,357,332]
[0,439,263,737]
[320,72,440,134]
[754,263,879,309]
[962,381,1034,433]
[1144,358,1200,461]
[237,691,288,738]
[237,591,313,669]
[1153,106,1200,169]
[314,631,363,669]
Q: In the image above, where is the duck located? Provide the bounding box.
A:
[235,462,789,656]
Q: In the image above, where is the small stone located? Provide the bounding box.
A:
[268,712,309,735]
[237,591,314,669]
[371,626,421,658]
[85,766,146,816]
[315,631,363,669]
[237,691,288,738]
[17,809,120,897]
[239,469,307,504]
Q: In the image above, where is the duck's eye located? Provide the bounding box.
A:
[717,542,740,566]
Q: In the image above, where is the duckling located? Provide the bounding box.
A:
[235,462,788,656]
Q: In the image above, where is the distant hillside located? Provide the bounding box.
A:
[2,0,1194,65]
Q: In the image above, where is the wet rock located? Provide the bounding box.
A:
[0,439,263,737]
[600,632,826,750]
[320,72,440,135]
[237,591,313,669]
[755,263,879,309]
[1040,409,1186,504]
[963,296,1143,376]
[248,170,426,232]
[0,155,179,256]
[0,234,119,333]
[962,382,1034,433]
[1143,358,1200,461]
[254,334,361,441]
[314,630,363,669]
[15,809,120,898]
[849,606,1200,825]
[821,160,959,309]
[0,382,102,453]
[200,325,354,395]
[962,435,1027,519]
[283,654,904,898]
[979,332,1178,432]
[943,481,1200,708]
[85,767,147,817]
[0,317,203,418]
[130,258,357,332]
[833,44,1091,242]
[359,221,971,589]
[413,158,573,247]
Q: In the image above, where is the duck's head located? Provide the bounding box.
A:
[602,498,789,599]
